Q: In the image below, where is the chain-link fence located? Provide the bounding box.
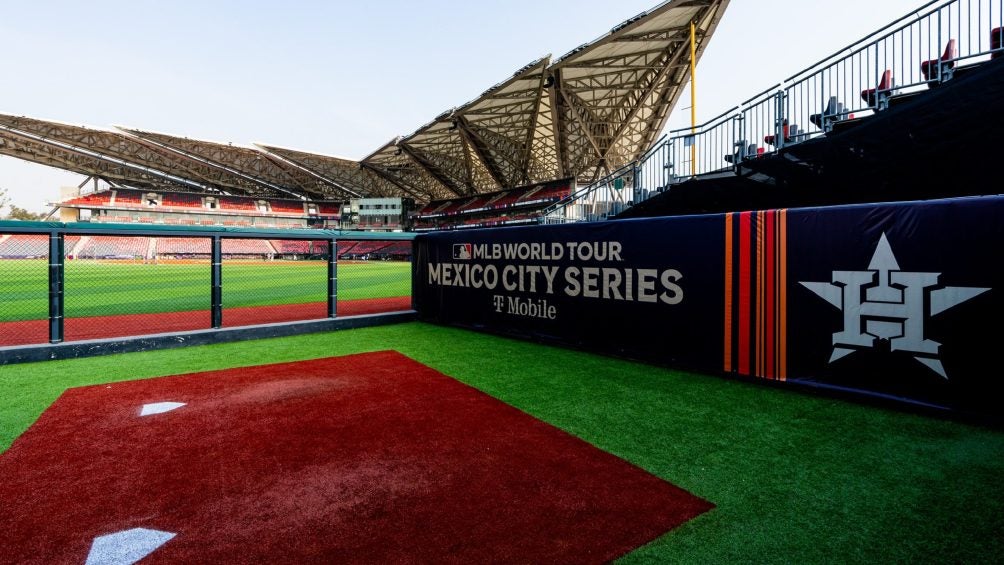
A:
[0,226,414,350]
[222,238,329,326]
[336,239,413,316]
[0,233,52,346]
[65,235,211,341]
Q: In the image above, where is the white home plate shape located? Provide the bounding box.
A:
[139,402,186,417]
[85,528,175,565]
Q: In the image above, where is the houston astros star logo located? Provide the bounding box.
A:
[799,232,990,379]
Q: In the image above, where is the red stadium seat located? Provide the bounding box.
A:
[861,70,894,109]
[993,27,1003,59]
[921,39,957,82]
[764,119,803,147]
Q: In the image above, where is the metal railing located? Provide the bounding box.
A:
[543,0,1003,224]
[0,222,414,348]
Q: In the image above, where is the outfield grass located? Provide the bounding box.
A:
[1,322,1001,562]
[0,259,411,321]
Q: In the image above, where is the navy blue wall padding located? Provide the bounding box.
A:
[414,195,1002,416]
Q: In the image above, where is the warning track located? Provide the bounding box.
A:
[0,296,411,346]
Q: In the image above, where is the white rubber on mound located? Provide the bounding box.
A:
[85,528,175,565]
[139,402,186,417]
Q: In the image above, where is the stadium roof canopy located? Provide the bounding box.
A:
[0,0,729,204]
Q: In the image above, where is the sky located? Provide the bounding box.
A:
[0,0,935,212]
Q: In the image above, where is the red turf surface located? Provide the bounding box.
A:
[0,296,411,346]
[0,352,712,563]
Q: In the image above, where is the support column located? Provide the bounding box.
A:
[48,232,64,344]
[328,239,338,318]
[211,236,222,328]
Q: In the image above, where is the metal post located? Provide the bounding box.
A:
[689,21,697,170]
[937,8,942,83]
[874,42,880,109]
[632,164,640,205]
[211,236,222,328]
[48,231,64,344]
[328,239,338,318]
[735,112,745,170]
[775,90,786,149]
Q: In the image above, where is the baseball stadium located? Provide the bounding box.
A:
[2,0,1003,562]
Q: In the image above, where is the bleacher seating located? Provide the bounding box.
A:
[114,190,143,205]
[372,241,412,258]
[161,192,204,208]
[521,183,570,202]
[271,240,315,254]
[412,179,571,231]
[0,234,49,258]
[336,241,358,256]
[221,239,274,255]
[0,235,82,258]
[457,196,490,212]
[414,202,441,216]
[317,203,341,216]
[62,191,114,207]
[438,199,474,215]
[218,197,256,212]
[157,238,211,255]
[270,200,304,214]
[275,240,329,254]
[489,191,523,208]
[77,237,149,259]
[341,241,391,257]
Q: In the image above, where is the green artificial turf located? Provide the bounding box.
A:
[0,259,411,321]
[1,322,1001,562]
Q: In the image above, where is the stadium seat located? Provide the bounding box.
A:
[724,140,757,164]
[61,191,114,207]
[271,200,305,214]
[861,70,894,110]
[921,39,957,82]
[763,119,802,147]
[810,96,848,132]
[0,235,49,258]
[992,27,1003,59]
[77,237,149,259]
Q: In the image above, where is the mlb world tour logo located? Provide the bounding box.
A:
[427,241,684,320]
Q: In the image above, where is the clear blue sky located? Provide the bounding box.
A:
[0,0,934,212]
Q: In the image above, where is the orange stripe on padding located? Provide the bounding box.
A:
[724,213,734,373]
[755,212,763,378]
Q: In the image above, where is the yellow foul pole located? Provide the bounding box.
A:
[689,21,697,172]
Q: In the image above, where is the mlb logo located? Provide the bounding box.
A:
[453,244,472,260]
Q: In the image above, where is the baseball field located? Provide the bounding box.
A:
[1,323,1002,562]
[0,259,411,345]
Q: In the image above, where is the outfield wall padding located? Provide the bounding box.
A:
[413,195,1002,415]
